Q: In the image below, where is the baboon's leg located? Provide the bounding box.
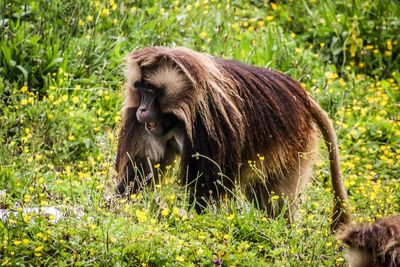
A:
[245,151,315,222]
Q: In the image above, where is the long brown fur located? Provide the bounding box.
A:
[338,215,400,267]
[116,46,350,229]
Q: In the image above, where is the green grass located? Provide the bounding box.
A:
[0,0,399,265]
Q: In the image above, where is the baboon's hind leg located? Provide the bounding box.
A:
[245,153,315,222]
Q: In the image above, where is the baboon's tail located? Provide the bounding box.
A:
[307,96,351,231]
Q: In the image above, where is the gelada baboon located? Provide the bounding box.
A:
[115,46,350,229]
[338,215,400,267]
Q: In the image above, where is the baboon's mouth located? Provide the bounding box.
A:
[145,122,158,132]
[144,114,179,136]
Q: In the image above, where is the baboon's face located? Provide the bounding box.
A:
[134,80,178,137]
[128,61,192,137]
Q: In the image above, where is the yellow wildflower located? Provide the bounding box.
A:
[101,8,109,17]
[266,16,274,22]
[136,210,147,223]
[20,85,28,92]
[271,195,280,200]
[24,194,32,203]
[386,40,392,50]
[162,208,170,217]
[62,95,68,101]
[199,31,208,39]
[172,207,179,216]
[35,245,44,252]
[226,213,234,221]
[385,51,392,57]
[176,256,185,262]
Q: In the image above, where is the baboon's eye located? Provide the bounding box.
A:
[134,81,159,95]
[133,81,141,89]
[146,88,156,95]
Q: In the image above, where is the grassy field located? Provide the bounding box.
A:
[0,0,399,266]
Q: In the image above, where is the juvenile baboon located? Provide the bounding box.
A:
[338,215,400,267]
[115,46,350,229]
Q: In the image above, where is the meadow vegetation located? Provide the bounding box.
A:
[0,0,399,265]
